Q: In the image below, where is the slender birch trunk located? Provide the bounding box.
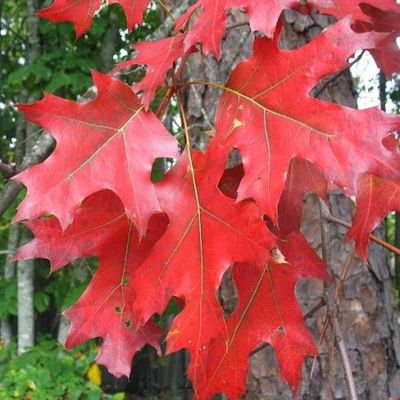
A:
[17,0,42,355]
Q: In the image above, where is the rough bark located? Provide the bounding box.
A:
[100,11,119,73]
[181,8,252,151]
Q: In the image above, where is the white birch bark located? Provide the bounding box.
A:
[17,0,42,355]
[17,253,35,354]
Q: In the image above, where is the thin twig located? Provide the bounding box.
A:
[156,0,176,24]
[184,63,214,130]
[333,318,358,399]
[2,17,27,46]
[0,161,16,176]
[0,132,55,218]
[225,21,250,31]
[156,50,192,119]
[303,297,326,320]
[325,215,400,258]
[0,250,14,255]
[318,198,359,400]
[335,243,356,301]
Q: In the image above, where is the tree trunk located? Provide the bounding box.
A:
[0,82,26,347]
[57,259,90,345]
[17,244,35,354]
[0,223,19,347]
[243,11,400,400]
[16,0,42,355]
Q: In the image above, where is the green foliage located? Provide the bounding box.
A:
[0,337,124,400]
[389,73,400,113]
[35,261,91,312]
[0,276,17,319]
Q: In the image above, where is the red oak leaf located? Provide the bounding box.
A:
[108,0,152,31]
[14,190,168,377]
[175,0,309,58]
[315,0,400,18]
[175,1,228,58]
[192,232,330,399]
[214,17,400,226]
[37,0,151,37]
[129,141,278,386]
[276,158,328,238]
[314,0,400,76]
[37,0,101,37]
[347,174,400,260]
[13,190,127,272]
[218,159,329,238]
[354,3,400,77]
[114,33,188,109]
[14,71,179,237]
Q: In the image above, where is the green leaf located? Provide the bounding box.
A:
[34,291,50,313]
[45,71,70,93]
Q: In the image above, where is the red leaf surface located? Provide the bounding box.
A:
[37,0,151,37]
[37,0,101,37]
[354,3,400,77]
[316,0,400,18]
[14,72,178,237]
[175,1,309,58]
[315,0,400,76]
[217,159,329,238]
[214,17,400,229]
[192,232,330,399]
[114,33,188,109]
[347,174,400,260]
[14,190,167,377]
[108,0,152,31]
[129,142,278,384]
[276,158,328,238]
